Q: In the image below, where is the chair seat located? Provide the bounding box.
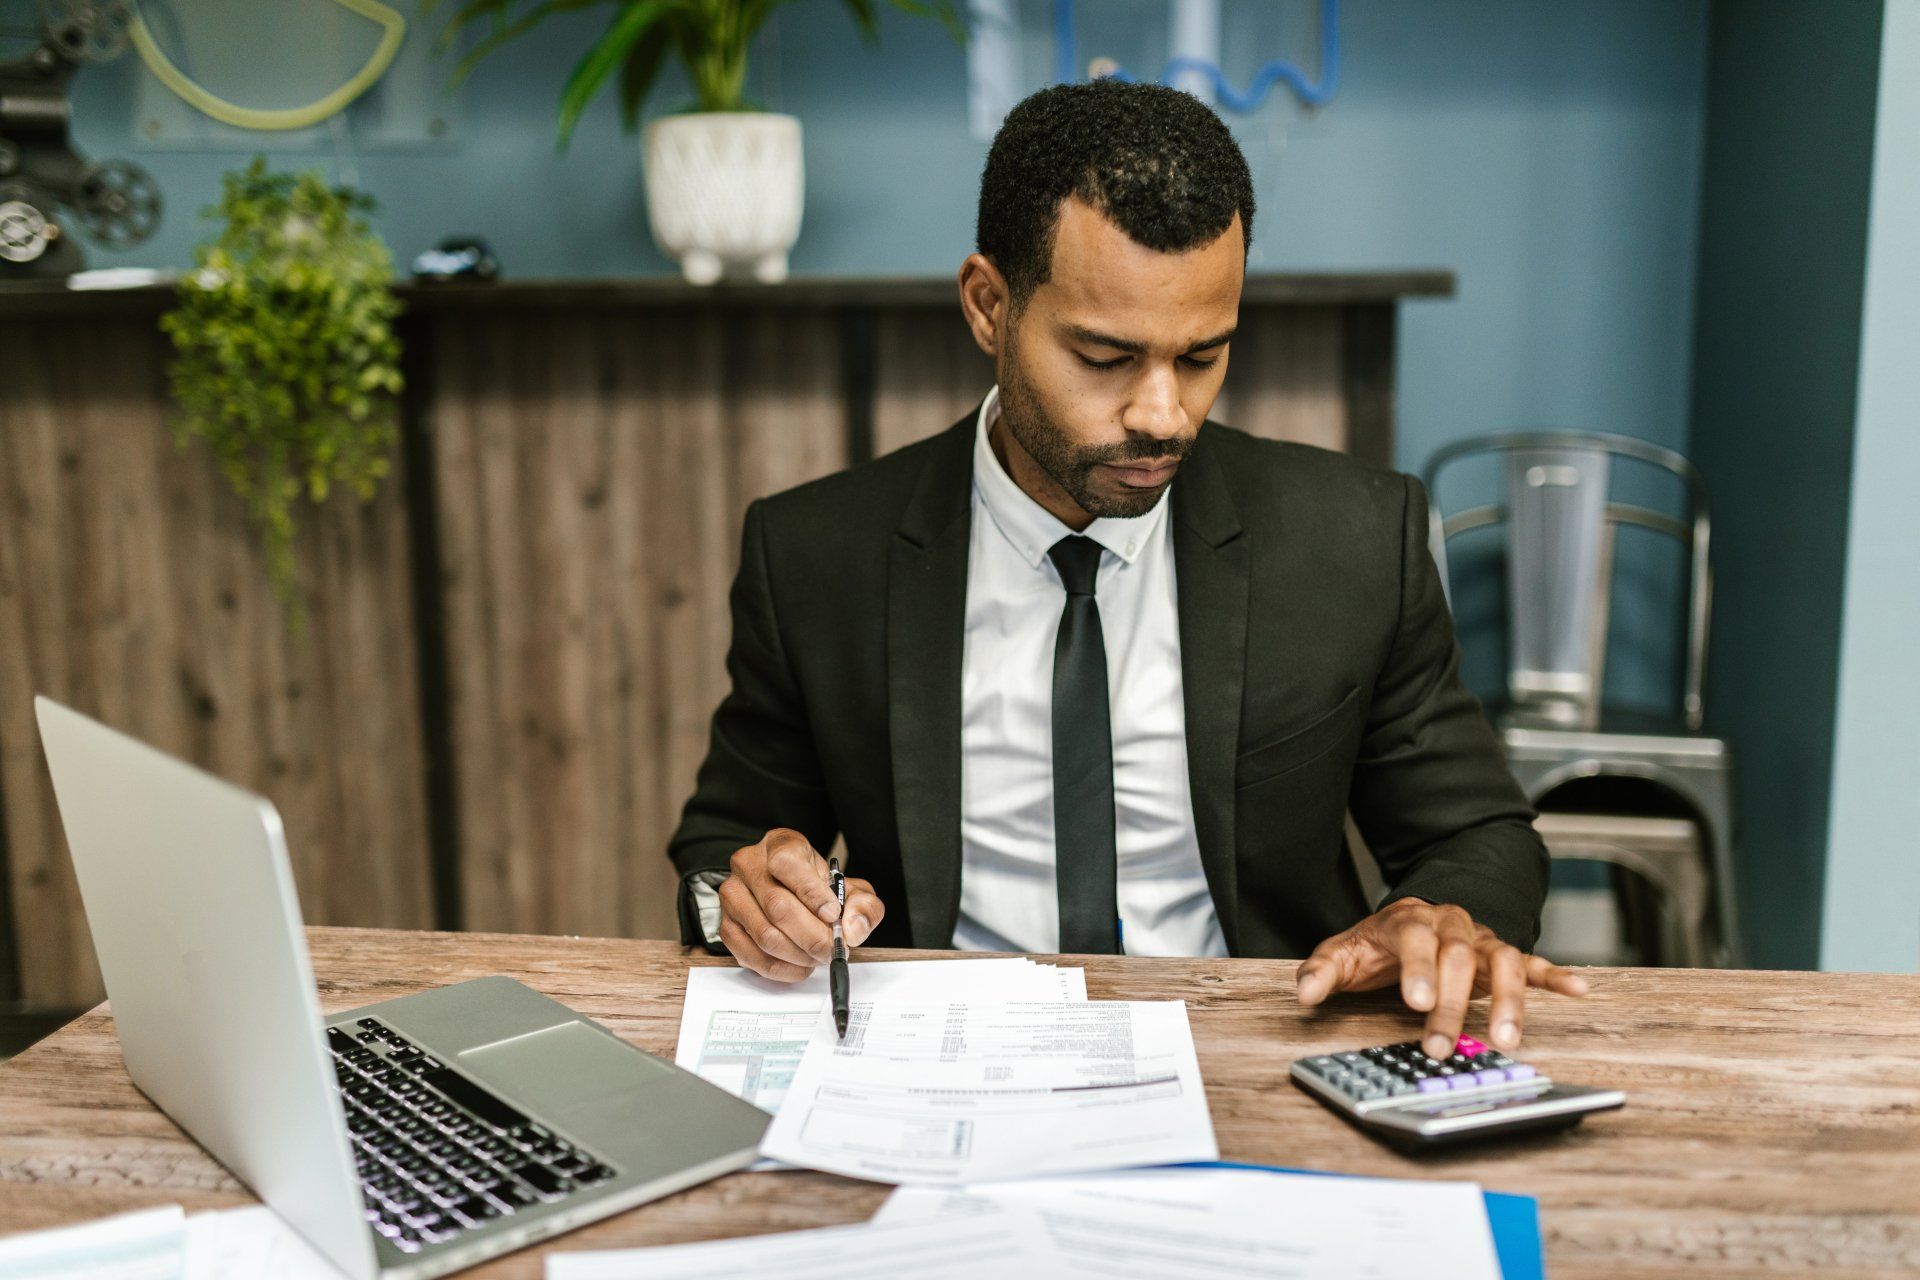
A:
[1496,703,1730,767]
[1533,811,1713,967]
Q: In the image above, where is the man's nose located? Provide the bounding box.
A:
[1120,364,1188,442]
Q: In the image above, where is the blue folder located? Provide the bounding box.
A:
[1179,1161,1543,1280]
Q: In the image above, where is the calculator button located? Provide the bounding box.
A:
[1504,1064,1537,1082]
[1335,1052,1367,1066]
[1447,1074,1480,1091]
[1386,1079,1415,1096]
[1456,1035,1487,1057]
[1473,1069,1507,1086]
[1416,1078,1450,1095]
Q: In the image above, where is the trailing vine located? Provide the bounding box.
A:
[160,157,403,624]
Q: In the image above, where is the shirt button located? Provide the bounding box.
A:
[1127,541,1137,554]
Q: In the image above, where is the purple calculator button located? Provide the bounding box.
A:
[1505,1064,1537,1082]
[1447,1074,1479,1091]
[1474,1069,1507,1086]
[1417,1078,1450,1094]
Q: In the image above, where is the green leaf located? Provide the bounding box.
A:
[158,159,403,627]
[557,0,683,148]
[618,22,673,129]
[840,0,880,43]
[447,0,611,82]
[432,0,519,46]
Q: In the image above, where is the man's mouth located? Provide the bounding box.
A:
[1104,459,1180,488]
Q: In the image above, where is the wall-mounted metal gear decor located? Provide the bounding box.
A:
[1,0,159,280]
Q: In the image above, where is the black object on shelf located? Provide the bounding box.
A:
[0,1,161,280]
[412,236,499,283]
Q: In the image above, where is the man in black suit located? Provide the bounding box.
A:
[670,80,1585,1061]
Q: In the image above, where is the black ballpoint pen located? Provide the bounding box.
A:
[828,856,850,1039]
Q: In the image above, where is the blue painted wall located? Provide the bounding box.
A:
[1688,0,1886,970]
[64,0,1712,715]
[1820,0,1920,975]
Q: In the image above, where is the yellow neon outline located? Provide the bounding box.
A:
[128,0,407,132]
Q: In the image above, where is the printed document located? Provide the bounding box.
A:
[758,999,1218,1184]
[676,958,1085,1113]
[545,1204,1064,1279]
[877,1167,1503,1279]
[0,1204,345,1279]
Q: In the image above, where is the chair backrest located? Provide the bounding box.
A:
[1504,445,1614,721]
[1422,431,1713,731]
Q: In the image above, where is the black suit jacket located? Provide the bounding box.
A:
[668,409,1549,957]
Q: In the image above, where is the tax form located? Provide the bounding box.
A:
[0,1204,346,1279]
[876,1167,1504,1279]
[544,1204,1064,1279]
[675,958,1085,1112]
[758,999,1218,1184]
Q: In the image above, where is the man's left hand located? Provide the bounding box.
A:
[1294,898,1589,1060]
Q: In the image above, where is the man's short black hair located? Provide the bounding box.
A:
[976,79,1255,306]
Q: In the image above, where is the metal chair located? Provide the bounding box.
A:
[1422,431,1742,967]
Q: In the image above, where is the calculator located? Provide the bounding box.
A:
[1290,1035,1625,1150]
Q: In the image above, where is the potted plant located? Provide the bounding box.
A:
[160,157,404,621]
[434,0,965,284]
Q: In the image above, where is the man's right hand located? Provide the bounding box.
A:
[717,828,885,982]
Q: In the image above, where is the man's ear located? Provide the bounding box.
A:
[957,253,1010,358]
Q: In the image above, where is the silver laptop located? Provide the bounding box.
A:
[34,696,770,1279]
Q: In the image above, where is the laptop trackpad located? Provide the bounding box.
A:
[459,1021,671,1113]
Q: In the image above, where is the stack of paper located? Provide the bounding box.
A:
[542,1167,1510,1280]
[0,1204,345,1279]
[547,1204,1067,1280]
[675,958,1085,1114]
[878,1167,1506,1279]
[760,998,1218,1183]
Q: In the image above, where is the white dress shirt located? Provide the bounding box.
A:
[952,385,1227,957]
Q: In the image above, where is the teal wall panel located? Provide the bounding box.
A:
[1688,0,1885,969]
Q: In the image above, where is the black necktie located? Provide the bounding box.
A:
[1048,535,1119,954]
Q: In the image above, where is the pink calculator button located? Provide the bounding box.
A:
[1456,1035,1486,1057]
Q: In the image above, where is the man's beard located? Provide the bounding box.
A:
[998,349,1193,521]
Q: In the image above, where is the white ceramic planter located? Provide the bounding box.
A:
[643,112,804,285]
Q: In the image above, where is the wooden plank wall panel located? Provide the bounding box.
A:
[1213,304,1350,453]
[872,311,993,457]
[432,310,846,943]
[0,318,434,1004]
[871,305,1358,459]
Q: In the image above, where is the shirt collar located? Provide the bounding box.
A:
[971,384,1171,571]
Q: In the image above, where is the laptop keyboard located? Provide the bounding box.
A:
[328,1017,618,1254]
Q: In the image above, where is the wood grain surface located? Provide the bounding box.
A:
[426,310,846,946]
[0,320,435,1005]
[0,927,1914,1277]
[0,280,1419,1007]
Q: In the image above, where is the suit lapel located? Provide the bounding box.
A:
[888,413,978,948]
[1172,428,1249,954]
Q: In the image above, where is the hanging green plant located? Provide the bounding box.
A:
[160,156,404,624]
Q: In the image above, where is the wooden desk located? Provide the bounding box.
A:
[0,928,1914,1277]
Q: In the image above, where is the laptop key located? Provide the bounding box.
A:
[512,1162,570,1199]
[450,1195,501,1227]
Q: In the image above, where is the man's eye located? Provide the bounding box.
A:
[1181,356,1219,370]
[1077,353,1128,370]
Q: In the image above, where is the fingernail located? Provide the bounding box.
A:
[817,900,839,922]
[847,914,869,944]
[1494,1019,1518,1046]
[1409,980,1433,1006]
[1425,1035,1451,1059]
